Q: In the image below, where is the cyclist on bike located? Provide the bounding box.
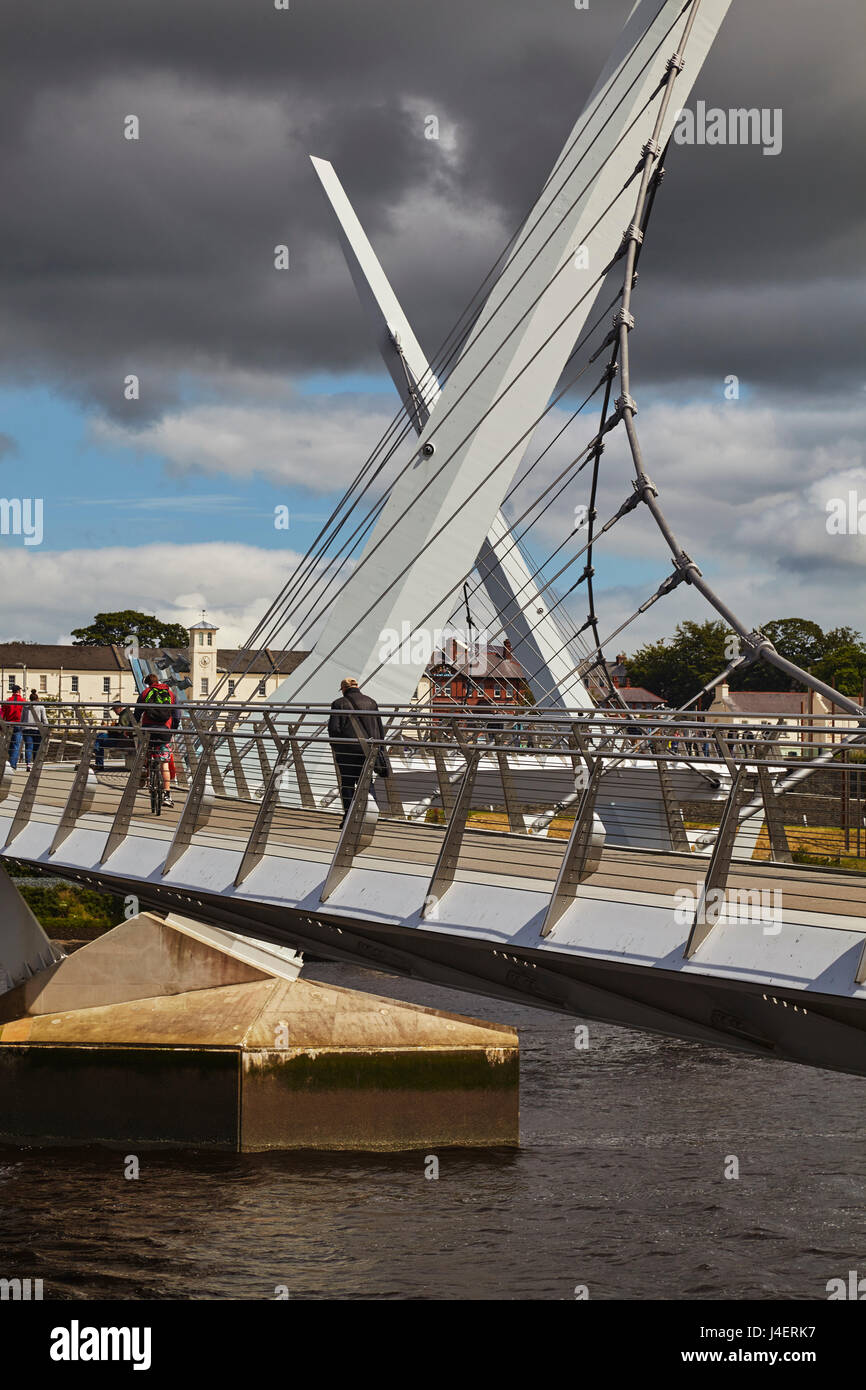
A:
[134,673,177,808]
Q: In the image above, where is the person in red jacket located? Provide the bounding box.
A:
[1,684,25,769]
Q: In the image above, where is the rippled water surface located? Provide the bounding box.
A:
[1,962,864,1300]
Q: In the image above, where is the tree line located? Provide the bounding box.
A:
[626,619,866,708]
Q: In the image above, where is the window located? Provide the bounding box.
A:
[201,678,209,696]
[198,632,204,646]
[434,683,443,696]
[39,675,47,693]
[228,680,236,697]
[103,677,111,694]
[493,686,502,699]
[6,676,14,691]
[257,680,266,696]
[207,632,213,646]
[71,676,79,693]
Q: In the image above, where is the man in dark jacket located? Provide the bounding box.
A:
[327,678,390,823]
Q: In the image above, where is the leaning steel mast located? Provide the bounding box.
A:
[269,0,734,710]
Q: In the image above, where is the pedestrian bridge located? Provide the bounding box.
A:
[2,702,866,1077]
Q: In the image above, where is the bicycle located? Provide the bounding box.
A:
[148,745,165,816]
[144,729,174,815]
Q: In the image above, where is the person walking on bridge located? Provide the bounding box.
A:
[2,684,25,770]
[22,690,49,770]
[328,678,391,825]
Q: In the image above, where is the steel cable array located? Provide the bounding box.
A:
[220,0,863,726]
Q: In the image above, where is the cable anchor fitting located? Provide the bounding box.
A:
[657,569,687,598]
[641,139,662,162]
[742,631,774,661]
[615,393,638,417]
[618,224,644,258]
[614,308,635,333]
[665,52,685,76]
[673,550,702,583]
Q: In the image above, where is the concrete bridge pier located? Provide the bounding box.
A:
[0,894,518,1151]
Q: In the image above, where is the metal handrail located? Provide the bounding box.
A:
[1,698,864,972]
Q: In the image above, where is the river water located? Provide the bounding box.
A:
[1,961,864,1301]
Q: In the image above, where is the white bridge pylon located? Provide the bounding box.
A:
[309,156,593,711]
[270,0,732,712]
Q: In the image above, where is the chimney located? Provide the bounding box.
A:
[719,682,729,700]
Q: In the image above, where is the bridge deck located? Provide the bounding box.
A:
[10,766,866,924]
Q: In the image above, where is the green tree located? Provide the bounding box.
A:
[70,611,189,648]
[628,617,866,708]
[627,620,729,707]
[731,618,824,690]
[810,643,866,699]
[733,620,865,695]
[823,626,862,654]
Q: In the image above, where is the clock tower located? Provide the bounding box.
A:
[188,616,219,701]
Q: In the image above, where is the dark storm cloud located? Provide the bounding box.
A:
[0,0,862,416]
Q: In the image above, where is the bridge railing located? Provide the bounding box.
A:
[1,701,865,965]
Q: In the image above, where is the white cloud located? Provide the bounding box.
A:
[9,391,866,674]
[90,397,398,490]
[0,542,306,648]
[505,392,866,651]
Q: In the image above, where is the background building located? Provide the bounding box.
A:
[0,622,306,714]
[416,639,531,721]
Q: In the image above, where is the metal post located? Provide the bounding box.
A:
[421,750,480,918]
[0,724,13,804]
[449,716,471,759]
[654,737,691,854]
[187,710,226,796]
[432,742,458,818]
[570,721,596,782]
[55,722,69,765]
[684,764,752,959]
[319,747,378,903]
[4,730,51,846]
[235,746,293,886]
[494,729,523,834]
[225,734,251,801]
[49,728,99,855]
[539,757,605,938]
[100,733,148,864]
[180,725,199,777]
[253,720,272,784]
[162,735,217,875]
[755,760,792,864]
[378,714,404,818]
[714,730,738,781]
[285,719,316,810]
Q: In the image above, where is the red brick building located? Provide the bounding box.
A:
[425,639,531,718]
